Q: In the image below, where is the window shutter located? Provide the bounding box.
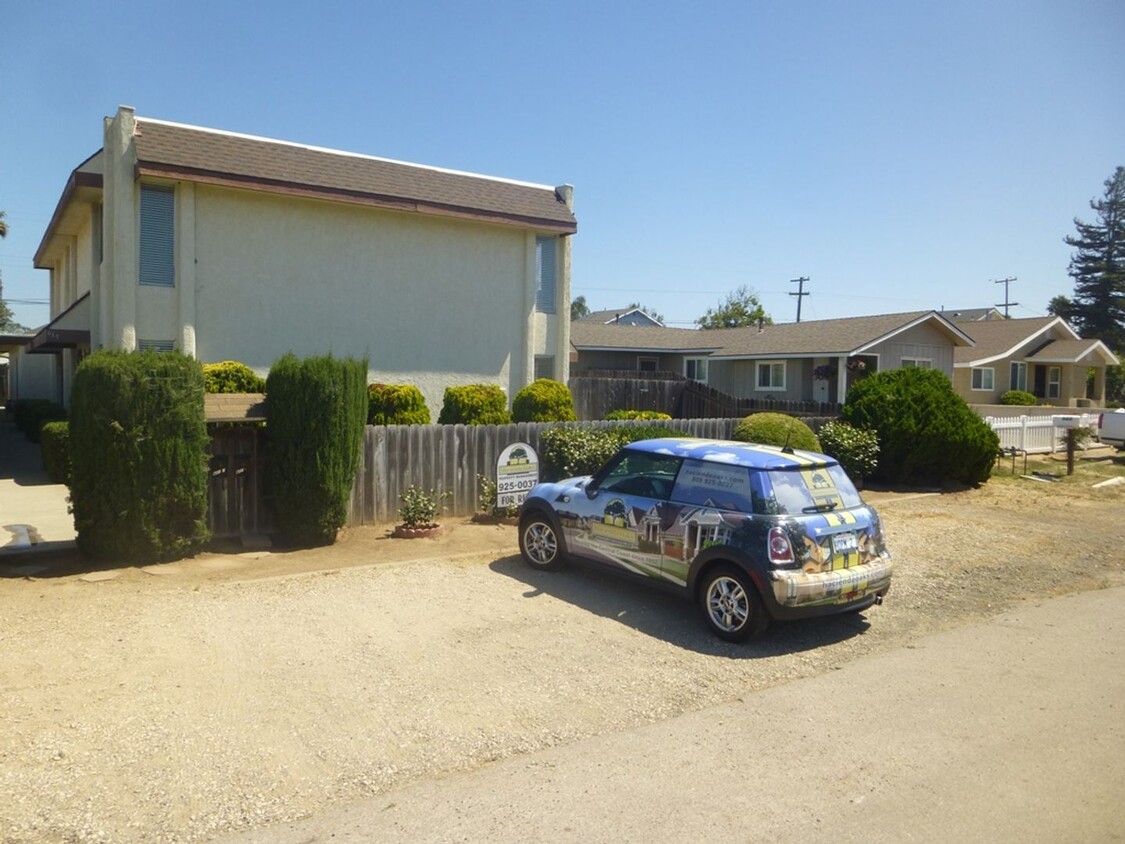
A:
[535,236,556,313]
[139,185,175,286]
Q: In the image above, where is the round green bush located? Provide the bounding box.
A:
[512,379,577,423]
[604,409,673,421]
[999,389,1037,406]
[817,420,878,481]
[437,384,512,425]
[732,412,821,452]
[367,383,431,425]
[39,420,71,485]
[202,360,266,393]
[841,367,999,486]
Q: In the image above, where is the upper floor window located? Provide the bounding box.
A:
[971,367,994,391]
[685,357,709,383]
[534,355,555,381]
[901,358,932,369]
[535,236,556,313]
[756,361,786,391]
[139,185,175,286]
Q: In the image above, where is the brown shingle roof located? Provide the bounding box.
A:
[133,118,577,233]
[1027,338,1119,365]
[953,317,1064,365]
[570,322,723,352]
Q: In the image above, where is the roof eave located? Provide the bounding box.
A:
[34,168,104,267]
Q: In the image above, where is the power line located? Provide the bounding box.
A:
[789,276,809,322]
[993,276,1018,317]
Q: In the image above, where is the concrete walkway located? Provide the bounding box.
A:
[0,415,76,565]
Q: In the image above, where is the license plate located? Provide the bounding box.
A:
[832,532,858,554]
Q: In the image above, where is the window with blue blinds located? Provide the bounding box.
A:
[139,185,175,286]
[535,236,556,313]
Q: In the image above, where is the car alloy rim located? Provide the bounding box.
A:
[525,523,557,564]
[707,575,749,632]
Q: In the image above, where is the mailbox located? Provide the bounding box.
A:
[1052,415,1082,429]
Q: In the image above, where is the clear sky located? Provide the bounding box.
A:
[2,0,1122,330]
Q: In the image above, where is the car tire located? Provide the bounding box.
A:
[519,512,565,571]
[699,566,769,642]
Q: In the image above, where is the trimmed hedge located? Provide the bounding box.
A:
[511,379,577,423]
[841,367,999,486]
[437,384,512,425]
[265,353,368,545]
[999,389,1037,406]
[538,423,675,480]
[604,410,673,421]
[12,399,67,443]
[69,350,210,562]
[732,412,821,452]
[367,383,431,425]
[40,421,71,485]
[203,360,267,393]
[816,420,878,482]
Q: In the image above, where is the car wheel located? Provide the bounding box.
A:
[519,513,565,571]
[699,566,768,642]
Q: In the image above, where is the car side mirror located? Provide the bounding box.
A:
[584,481,599,500]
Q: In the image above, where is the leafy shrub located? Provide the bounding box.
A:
[202,360,266,393]
[604,409,673,421]
[841,367,999,486]
[732,412,821,452]
[538,423,675,480]
[476,473,520,518]
[12,399,67,442]
[367,383,431,425]
[817,420,878,482]
[437,384,512,425]
[397,485,449,527]
[69,350,209,562]
[999,389,1037,406]
[512,379,577,423]
[265,353,368,546]
[40,421,71,485]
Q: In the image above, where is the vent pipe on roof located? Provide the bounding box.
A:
[757,317,765,333]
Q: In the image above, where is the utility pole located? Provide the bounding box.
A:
[993,276,1018,318]
[789,276,809,322]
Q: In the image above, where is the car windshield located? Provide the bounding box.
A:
[755,464,863,515]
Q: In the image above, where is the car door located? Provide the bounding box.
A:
[564,449,681,581]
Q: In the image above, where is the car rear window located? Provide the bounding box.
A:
[757,464,863,515]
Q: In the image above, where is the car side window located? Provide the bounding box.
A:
[599,451,682,500]
[670,459,754,511]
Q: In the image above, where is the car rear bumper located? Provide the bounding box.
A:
[769,558,893,611]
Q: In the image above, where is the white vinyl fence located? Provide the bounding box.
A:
[984,413,1099,454]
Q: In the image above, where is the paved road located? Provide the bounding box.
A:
[217,586,1125,844]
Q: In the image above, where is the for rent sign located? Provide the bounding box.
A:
[496,443,540,509]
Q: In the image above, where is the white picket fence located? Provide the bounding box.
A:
[984,413,1099,454]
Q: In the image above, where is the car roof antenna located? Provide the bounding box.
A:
[781,420,796,454]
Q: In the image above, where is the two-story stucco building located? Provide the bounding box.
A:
[31,106,577,411]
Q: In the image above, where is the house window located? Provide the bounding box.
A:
[139,185,175,286]
[971,367,994,391]
[685,357,709,383]
[756,361,785,391]
[1047,366,1061,399]
[637,356,660,372]
[1010,361,1027,392]
[535,236,556,313]
[138,339,174,353]
[534,355,555,381]
[901,358,932,369]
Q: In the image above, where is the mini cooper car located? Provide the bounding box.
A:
[518,437,892,642]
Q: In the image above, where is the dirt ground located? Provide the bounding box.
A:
[2,451,1123,843]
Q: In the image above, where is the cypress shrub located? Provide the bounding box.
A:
[437,384,512,425]
[265,353,368,545]
[817,420,879,482]
[203,360,267,393]
[841,367,999,486]
[69,350,210,562]
[367,383,431,425]
[40,421,71,485]
[732,412,821,452]
[999,389,1037,406]
[511,379,577,422]
[12,399,67,442]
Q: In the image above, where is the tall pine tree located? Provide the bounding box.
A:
[1063,166,1125,352]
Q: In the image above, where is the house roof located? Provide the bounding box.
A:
[1026,338,1120,366]
[571,310,973,359]
[132,117,577,233]
[943,307,1004,322]
[578,308,664,326]
[953,317,1076,366]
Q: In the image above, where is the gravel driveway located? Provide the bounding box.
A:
[2,472,1123,843]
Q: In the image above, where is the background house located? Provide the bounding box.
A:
[952,316,1118,407]
[31,106,577,411]
[572,310,973,404]
[577,307,665,327]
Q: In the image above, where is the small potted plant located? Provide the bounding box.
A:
[393,485,449,538]
[472,474,521,525]
[812,364,835,381]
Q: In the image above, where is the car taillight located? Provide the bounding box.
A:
[768,526,794,565]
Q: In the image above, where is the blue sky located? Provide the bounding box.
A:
[2,0,1122,330]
